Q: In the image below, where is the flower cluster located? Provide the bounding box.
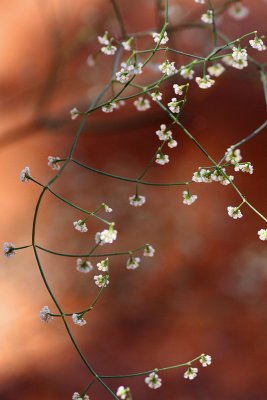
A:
[98,31,117,55]
[195,75,215,89]
[145,372,162,389]
[72,313,87,326]
[192,168,233,186]
[94,274,110,287]
[20,166,31,183]
[129,194,146,207]
[126,256,141,270]
[258,229,267,241]
[201,10,213,24]
[155,124,177,148]
[76,258,93,273]
[48,156,61,170]
[116,61,143,84]
[168,97,182,113]
[3,242,16,258]
[152,31,169,44]
[225,147,242,164]
[159,60,178,76]
[73,220,88,233]
[97,258,109,272]
[207,63,225,77]
[182,190,198,205]
[143,244,155,257]
[231,46,248,69]
[95,224,117,245]
[180,66,195,80]
[72,392,89,400]
[39,306,53,323]
[116,386,131,400]
[133,97,151,111]
[227,206,243,219]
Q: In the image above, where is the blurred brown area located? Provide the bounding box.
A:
[1,0,267,399]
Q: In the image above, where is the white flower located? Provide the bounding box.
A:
[39,306,53,323]
[101,44,117,55]
[173,84,185,95]
[227,206,243,219]
[98,225,117,244]
[98,31,109,45]
[210,168,234,185]
[228,2,249,20]
[156,124,172,141]
[126,256,141,270]
[70,107,79,120]
[232,58,248,70]
[222,55,234,67]
[156,153,169,165]
[249,36,266,51]
[86,54,95,67]
[144,244,155,257]
[94,274,109,287]
[103,203,112,212]
[184,367,198,380]
[151,91,163,101]
[168,138,177,148]
[183,191,198,205]
[3,242,15,257]
[195,75,215,89]
[232,46,247,62]
[129,194,146,207]
[122,37,133,51]
[168,97,181,113]
[72,393,89,400]
[201,10,213,24]
[72,313,86,326]
[133,97,150,111]
[207,63,225,77]
[145,372,162,389]
[225,148,242,164]
[234,162,254,174]
[258,229,267,241]
[97,258,109,272]
[102,102,117,113]
[195,0,205,3]
[192,169,212,183]
[48,156,61,170]
[76,258,93,273]
[200,354,212,367]
[159,60,178,76]
[180,66,195,80]
[220,175,234,185]
[116,67,131,83]
[152,31,169,44]
[116,386,131,400]
[20,166,31,183]
[73,220,88,233]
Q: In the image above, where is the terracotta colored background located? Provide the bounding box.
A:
[1,1,267,399]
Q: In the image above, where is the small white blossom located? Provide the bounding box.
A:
[173,84,185,95]
[103,203,112,212]
[98,31,110,45]
[94,274,109,287]
[195,0,205,3]
[116,67,131,83]
[86,54,95,67]
[73,220,88,233]
[20,166,31,183]
[234,162,254,174]
[200,354,212,367]
[184,367,198,380]
[201,10,213,24]
[152,31,169,44]
[220,175,234,185]
[39,306,53,323]
[183,191,198,205]
[126,256,140,270]
[101,44,117,55]
[207,63,225,77]
[76,258,93,273]
[70,107,79,120]
[122,37,133,51]
[222,55,234,67]
[3,242,16,257]
[192,168,212,183]
[249,36,266,51]
[156,153,169,165]
[145,372,162,389]
[159,60,178,76]
[156,124,172,141]
[97,258,109,272]
[232,58,248,70]
[227,206,243,219]
[133,97,150,111]
[116,386,131,400]
[195,75,215,89]
[151,91,163,101]
[72,313,86,327]
[210,168,234,185]
[48,156,61,170]
[168,138,177,148]
[144,244,155,257]
[228,2,249,20]
[72,393,89,400]
[232,46,248,62]
[129,194,146,207]
[225,148,242,164]
[258,229,267,241]
[180,66,195,80]
[102,102,117,113]
[168,97,181,113]
[98,225,118,244]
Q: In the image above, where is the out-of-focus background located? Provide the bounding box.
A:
[1,1,267,399]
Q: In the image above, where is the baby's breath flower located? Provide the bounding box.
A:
[195,75,215,89]
[168,138,177,148]
[220,175,234,186]
[192,168,212,183]
[116,386,131,400]
[97,258,109,272]
[258,229,267,241]
[20,166,31,183]
[70,107,80,120]
[156,153,170,165]
[126,256,141,270]
[156,124,172,140]
[228,2,249,20]
[225,148,242,164]
[151,91,163,101]
[76,259,93,273]
[200,354,212,367]
[103,203,112,212]
[101,44,117,56]
[232,46,247,62]
[168,97,182,113]
[195,0,205,3]
[159,60,178,76]
[3,242,16,257]
[86,54,95,67]
[72,392,90,400]
[210,168,234,185]
[152,31,169,44]
[184,367,198,380]
[227,206,243,219]
[222,55,234,67]
[102,102,117,113]
[121,37,133,51]
[173,84,185,95]
[116,67,131,83]
[98,31,109,45]
[207,63,225,77]
[180,66,195,80]
[72,313,86,326]
[182,190,198,205]
[73,220,88,233]
[232,58,248,70]
[99,225,117,244]
[201,10,213,24]
[144,244,155,257]
[249,36,266,51]
[145,372,162,389]
[133,97,150,111]
[48,156,61,170]
[94,274,109,287]
[234,162,254,174]
[129,194,146,207]
[39,306,53,323]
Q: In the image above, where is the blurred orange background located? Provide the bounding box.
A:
[1,1,267,399]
